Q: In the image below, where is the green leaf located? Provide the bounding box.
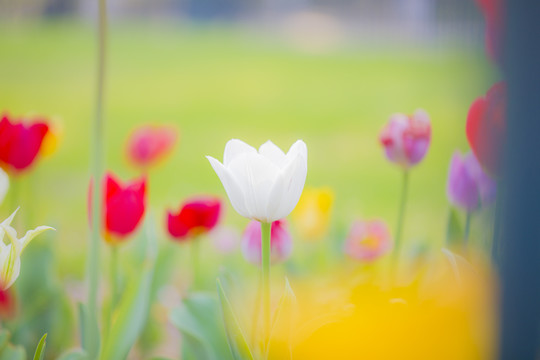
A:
[78,303,100,359]
[56,349,88,360]
[266,278,296,360]
[170,292,232,360]
[32,333,47,360]
[216,279,254,360]
[446,208,463,246]
[0,330,25,360]
[99,216,157,360]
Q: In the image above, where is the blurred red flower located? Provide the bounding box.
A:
[89,172,147,243]
[167,196,222,240]
[0,113,49,174]
[0,288,15,319]
[475,0,503,63]
[466,82,506,176]
[126,124,178,169]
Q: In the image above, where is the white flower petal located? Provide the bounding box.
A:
[20,226,55,252]
[265,171,286,222]
[0,169,8,206]
[223,139,257,166]
[206,156,250,218]
[285,140,308,165]
[274,154,308,220]
[259,141,286,167]
[0,208,19,246]
[228,154,280,221]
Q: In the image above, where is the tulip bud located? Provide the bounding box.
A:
[241,220,292,265]
[126,124,178,169]
[379,109,431,169]
[345,220,392,262]
[88,172,147,244]
[447,151,496,212]
[0,113,50,174]
[166,196,222,240]
[207,139,308,223]
[466,82,506,176]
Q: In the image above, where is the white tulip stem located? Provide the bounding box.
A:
[261,221,271,344]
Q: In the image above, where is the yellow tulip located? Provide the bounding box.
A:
[291,186,334,241]
[40,117,63,158]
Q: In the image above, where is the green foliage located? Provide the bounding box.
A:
[33,333,47,360]
[56,349,88,360]
[98,216,157,360]
[217,279,254,360]
[8,238,73,360]
[170,292,232,360]
[0,329,26,360]
[446,208,464,246]
[78,303,100,359]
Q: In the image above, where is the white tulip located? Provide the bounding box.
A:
[0,169,9,206]
[0,208,54,290]
[207,139,308,223]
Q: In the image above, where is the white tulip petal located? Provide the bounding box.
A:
[223,139,257,166]
[265,171,286,222]
[286,140,308,164]
[0,208,19,247]
[259,141,286,167]
[207,156,250,218]
[274,154,308,220]
[228,154,280,221]
[20,226,55,252]
[0,169,8,206]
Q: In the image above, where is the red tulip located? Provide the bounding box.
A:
[474,0,503,64]
[126,125,178,169]
[466,82,506,175]
[167,196,222,240]
[0,288,15,319]
[89,172,147,243]
[0,113,49,174]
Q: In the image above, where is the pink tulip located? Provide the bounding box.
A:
[379,109,431,169]
[345,220,392,262]
[126,124,178,169]
[241,220,292,265]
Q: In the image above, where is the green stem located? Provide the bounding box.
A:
[392,170,410,268]
[110,245,119,311]
[191,236,200,290]
[87,0,107,354]
[464,211,472,245]
[260,221,271,346]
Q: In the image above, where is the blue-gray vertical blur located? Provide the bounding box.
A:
[500,0,540,359]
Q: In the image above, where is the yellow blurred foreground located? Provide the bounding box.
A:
[262,249,497,360]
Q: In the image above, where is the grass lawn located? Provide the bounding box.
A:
[0,20,497,278]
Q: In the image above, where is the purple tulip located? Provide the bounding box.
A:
[447,151,497,212]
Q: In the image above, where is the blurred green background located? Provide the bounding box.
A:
[0,20,497,279]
